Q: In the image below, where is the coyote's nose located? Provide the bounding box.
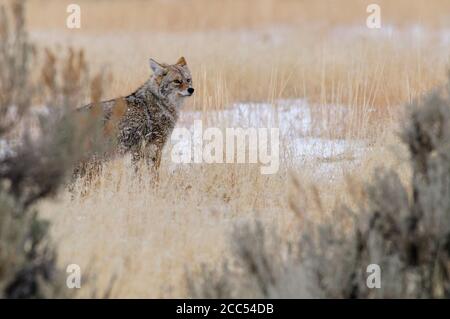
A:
[188,88,195,95]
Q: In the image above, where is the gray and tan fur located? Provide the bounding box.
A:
[80,57,194,170]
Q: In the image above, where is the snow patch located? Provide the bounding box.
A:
[171,99,368,177]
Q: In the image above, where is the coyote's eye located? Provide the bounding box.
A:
[186,79,191,83]
[174,80,182,85]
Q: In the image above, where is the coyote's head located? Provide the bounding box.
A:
[148,57,194,106]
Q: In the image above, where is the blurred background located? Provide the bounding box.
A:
[24,0,450,131]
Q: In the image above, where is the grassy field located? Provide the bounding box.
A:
[25,0,450,136]
[14,0,450,297]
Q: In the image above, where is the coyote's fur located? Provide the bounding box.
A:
[79,57,194,170]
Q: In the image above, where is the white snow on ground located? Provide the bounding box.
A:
[179,99,312,134]
[170,99,368,178]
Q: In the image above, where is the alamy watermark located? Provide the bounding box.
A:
[66,3,382,30]
[366,264,381,289]
[171,120,280,175]
[66,264,81,289]
[66,4,81,29]
[366,4,381,29]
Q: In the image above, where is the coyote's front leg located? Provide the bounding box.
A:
[154,147,162,170]
[142,143,162,182]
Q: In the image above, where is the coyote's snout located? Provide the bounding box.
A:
[80,56,194,170]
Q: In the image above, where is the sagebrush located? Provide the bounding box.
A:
[189,76,450,298]
[0,0,103,298]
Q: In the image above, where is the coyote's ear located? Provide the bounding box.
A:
[149,58,165,75]
[176,56,187,67]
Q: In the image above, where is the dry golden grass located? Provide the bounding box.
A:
[40,160,293,297]
[23,0,450,138]
[21,0,449,297]
[39,131,408,297]
[25,0,450,32]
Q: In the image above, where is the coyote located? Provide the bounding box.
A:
[80,57,194,170]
